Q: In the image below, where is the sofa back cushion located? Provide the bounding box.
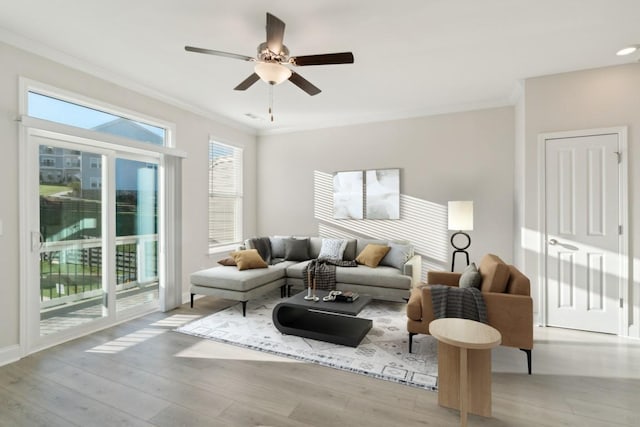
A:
[506,265,531,295]
[478,254,510,293]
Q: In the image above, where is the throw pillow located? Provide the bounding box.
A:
[318,238,347,260]
[459,262,482,288]
[217,256,237,266]
[380,242,413,269]
[284,238,310,261]
[269,235,289,259]
[355,244,391,268]
[230,249,268,271]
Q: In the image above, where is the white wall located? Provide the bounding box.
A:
[257,107,515,276]
[522,63,640,337]
[0,41,258,359]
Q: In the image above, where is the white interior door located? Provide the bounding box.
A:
[545,133,620,334]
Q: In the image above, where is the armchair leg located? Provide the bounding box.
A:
[520,348,532,375]
[409,332,416,353]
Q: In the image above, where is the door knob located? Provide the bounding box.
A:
[548,239,558,245]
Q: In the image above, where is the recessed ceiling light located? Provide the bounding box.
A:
[616,45,638,56]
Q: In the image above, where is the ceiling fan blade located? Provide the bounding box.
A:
[266,12,285,53]
[234,73,261,91]
[288,72,321,96]
[290,52,354,66]
[185,46,254,62]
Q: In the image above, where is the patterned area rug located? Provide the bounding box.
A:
[176,290,438,390]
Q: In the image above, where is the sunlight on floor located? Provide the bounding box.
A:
[150,314,201,328]
[174,339,302,363]
[86,328,167,354]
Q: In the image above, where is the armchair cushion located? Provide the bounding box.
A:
[507,265,531,295]
[478,254,510,293]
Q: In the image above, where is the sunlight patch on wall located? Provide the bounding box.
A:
[314,170,449,274]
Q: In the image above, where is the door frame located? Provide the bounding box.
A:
[537,126,629,336]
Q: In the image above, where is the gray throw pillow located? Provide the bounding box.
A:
[459,262,482,289]
[380,242,413,269]
[269,236,289,258]
[284,238,310,261]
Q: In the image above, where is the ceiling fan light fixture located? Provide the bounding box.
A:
[254,62,292,85]
[616,45,638,56]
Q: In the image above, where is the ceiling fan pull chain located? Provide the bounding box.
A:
[269,84,274,122]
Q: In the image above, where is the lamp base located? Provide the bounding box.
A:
[450,231,471,272]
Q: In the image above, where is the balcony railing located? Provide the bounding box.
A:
[40,234,158,307]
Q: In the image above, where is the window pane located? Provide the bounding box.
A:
[209,141,242,247]
[28,92,166,146]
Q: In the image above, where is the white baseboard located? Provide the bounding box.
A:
[0,344,21,367]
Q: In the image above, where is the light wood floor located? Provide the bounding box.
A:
[1,297,639,426]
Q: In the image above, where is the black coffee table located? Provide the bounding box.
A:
[272,290,372,347]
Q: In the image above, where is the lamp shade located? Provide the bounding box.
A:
[254,62,292,85]
[448,201,473,231]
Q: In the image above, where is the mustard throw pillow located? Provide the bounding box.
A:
[231,249,268,271]
[355,244,391,268]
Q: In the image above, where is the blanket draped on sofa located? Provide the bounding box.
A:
[303,259,357,290]
[429,284,488,323]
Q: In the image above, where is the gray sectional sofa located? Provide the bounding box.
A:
[190,236,422,315]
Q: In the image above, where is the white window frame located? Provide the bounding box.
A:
[18,78,186,356]
[208,139,243,252]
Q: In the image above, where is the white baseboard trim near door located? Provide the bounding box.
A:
[0,344,21,367]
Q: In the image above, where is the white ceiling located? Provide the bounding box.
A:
[1,0,639,134]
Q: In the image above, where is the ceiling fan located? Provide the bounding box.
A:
[185,12,354,98]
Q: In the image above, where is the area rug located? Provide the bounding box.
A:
[175,290,438,390]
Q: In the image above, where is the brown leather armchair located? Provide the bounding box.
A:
[406,254,534,374]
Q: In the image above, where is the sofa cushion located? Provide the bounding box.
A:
[284,238,310,261]
[231,249,268,271]
[380,242,413,269]
[285,259,313,279]
[459,262,482,289]
[506,265,531,296]
[356,244,390,268]
[478,254,510,293]
[318,238,348,260]
[336,265,411,290]
[190,265,286,292]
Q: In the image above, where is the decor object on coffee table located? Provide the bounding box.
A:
[448,201,473,271]
[429,318,501,427]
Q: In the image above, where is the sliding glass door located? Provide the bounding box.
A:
[27,130,159,350]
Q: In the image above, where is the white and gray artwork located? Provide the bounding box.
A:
[333,170,364,219]
[366,169,400,220]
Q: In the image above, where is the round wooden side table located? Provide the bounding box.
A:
[429,318,501,427]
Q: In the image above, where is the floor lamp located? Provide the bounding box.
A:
[448,201,473,272]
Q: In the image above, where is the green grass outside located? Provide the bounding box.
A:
[40,184,73,197]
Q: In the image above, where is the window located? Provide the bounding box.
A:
[90,157,101,168]
[208,141,243,249]
[27,91,167,146]
[90,177,102,189]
